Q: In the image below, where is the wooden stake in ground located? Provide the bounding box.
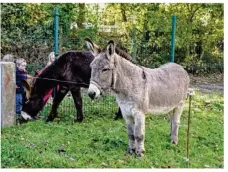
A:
[186,89,194,168]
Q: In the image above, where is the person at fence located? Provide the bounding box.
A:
[46,52,56,67]
[35,52,55,76]
[46,52,58,103]
[15,58,32,121]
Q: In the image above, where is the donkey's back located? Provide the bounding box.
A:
[144,62,189,114]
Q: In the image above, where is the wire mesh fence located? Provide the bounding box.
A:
[37,90,118,122]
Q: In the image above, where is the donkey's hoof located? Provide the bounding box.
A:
[136,150,145,157]
[45,118,54,123]
[136,152,144,157]
[126,148,135,155]
[171,140,178,145]
[45,120,53,124]
[113,115,122,120]
[74,118,83,123]
[114,110,123,120]
[171,136,178,145]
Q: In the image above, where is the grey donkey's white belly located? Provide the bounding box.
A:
[146,101,184,114]
[117,98,182,117]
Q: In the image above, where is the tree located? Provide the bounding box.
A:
[1,3,223,68]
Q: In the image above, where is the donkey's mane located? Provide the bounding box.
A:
[101,45,133,62]
[115,47,133,62]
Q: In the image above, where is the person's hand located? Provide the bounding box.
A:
[27,74,33,79]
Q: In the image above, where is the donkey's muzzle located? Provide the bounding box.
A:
[88,91,96,100]
[88,82,101,99]
[21,111,35,121]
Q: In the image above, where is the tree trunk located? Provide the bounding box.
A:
[77,3,86,28]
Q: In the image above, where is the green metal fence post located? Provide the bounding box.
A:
[170,16,176,62]
[131,26,136,62]
[54,8,59,57]
[53,8,59,98]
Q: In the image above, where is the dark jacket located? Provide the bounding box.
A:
[16,67,27,94]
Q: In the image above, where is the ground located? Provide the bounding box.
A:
[190,73,223,94]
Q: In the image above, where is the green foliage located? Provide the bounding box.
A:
[1,91,224,168]
[26,64,44,75]
[103,3,223,65]
[1,3,224,69]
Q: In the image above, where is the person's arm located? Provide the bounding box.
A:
[20,71,32,80]
[27,74,33,79]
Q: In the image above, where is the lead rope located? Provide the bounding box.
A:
[27,75,90,86]
[186,89,195,168]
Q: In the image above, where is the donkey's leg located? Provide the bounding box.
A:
[134,112,145,157]
[170,101,184,144]
[71,88,83,122]
[46,86,68,122]
[168,110,175,136]
[124,116,136,154]
[113,107,123,120]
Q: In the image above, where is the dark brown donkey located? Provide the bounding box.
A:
[21,50,125,122]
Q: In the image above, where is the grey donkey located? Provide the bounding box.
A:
[86,38,190,157]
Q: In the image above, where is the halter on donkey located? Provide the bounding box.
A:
[86,38,190,157]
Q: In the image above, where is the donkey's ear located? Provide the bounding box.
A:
[106,40,115,59]
[85,37,101,56]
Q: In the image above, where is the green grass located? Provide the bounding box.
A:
[1,91,224,168]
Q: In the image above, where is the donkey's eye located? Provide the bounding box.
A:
[102,68,110,72]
